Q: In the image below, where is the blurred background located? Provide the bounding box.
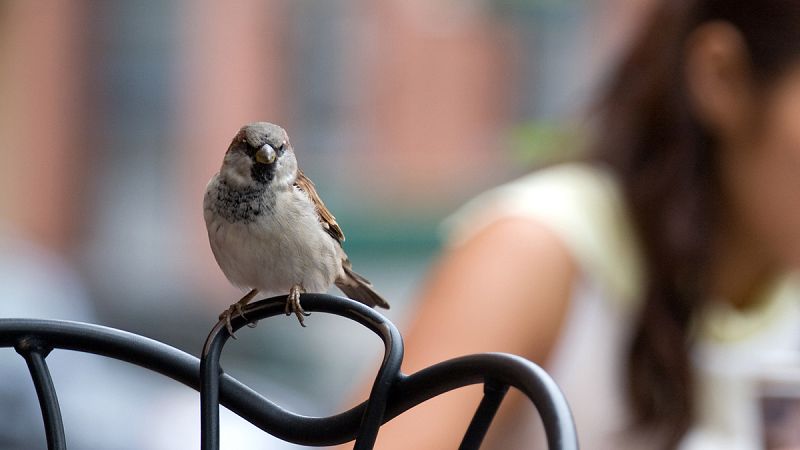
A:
[0,0,653,448]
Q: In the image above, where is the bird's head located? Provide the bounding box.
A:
[219,122,297,188]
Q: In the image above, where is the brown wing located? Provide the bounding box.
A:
[294,169,345,243]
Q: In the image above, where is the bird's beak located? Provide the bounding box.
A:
[255,144,277,164]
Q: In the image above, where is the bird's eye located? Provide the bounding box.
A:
[278,141,287,151]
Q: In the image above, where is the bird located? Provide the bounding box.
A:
[203,122,390,333]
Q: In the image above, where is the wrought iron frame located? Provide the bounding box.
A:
[0,294,578,449]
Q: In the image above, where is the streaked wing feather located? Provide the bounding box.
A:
[294,169,345,243]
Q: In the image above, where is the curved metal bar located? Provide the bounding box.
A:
[387,353,578,450]
[0,294,578,449]
[14,339,66,450]
[201,294,404,450]
[199,320,223,450]
[460,380,509,449]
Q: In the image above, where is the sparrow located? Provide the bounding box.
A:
[203,122,389,332]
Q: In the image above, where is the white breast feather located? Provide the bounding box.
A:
[205,179,341,297]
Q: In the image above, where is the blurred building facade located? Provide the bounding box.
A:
[0,1,652,448]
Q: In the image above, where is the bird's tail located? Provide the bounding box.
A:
[335,264,390,309]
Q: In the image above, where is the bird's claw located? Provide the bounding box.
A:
[218,307,238,339]
[286,286,310,327]
[218,304,258,337]
[218,289,260,338]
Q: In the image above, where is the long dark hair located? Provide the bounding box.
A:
[591,0,800,446]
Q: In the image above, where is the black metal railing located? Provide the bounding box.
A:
[0,294,578,449]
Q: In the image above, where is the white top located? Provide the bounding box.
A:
[445,163,800,449]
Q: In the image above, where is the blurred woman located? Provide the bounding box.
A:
[368,1,800,448]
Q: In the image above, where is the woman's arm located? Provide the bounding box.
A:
[369,215,578,449]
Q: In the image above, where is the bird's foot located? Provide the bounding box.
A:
[218,289,259,338]
[286,285,311,327]
[218,307,238,338]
